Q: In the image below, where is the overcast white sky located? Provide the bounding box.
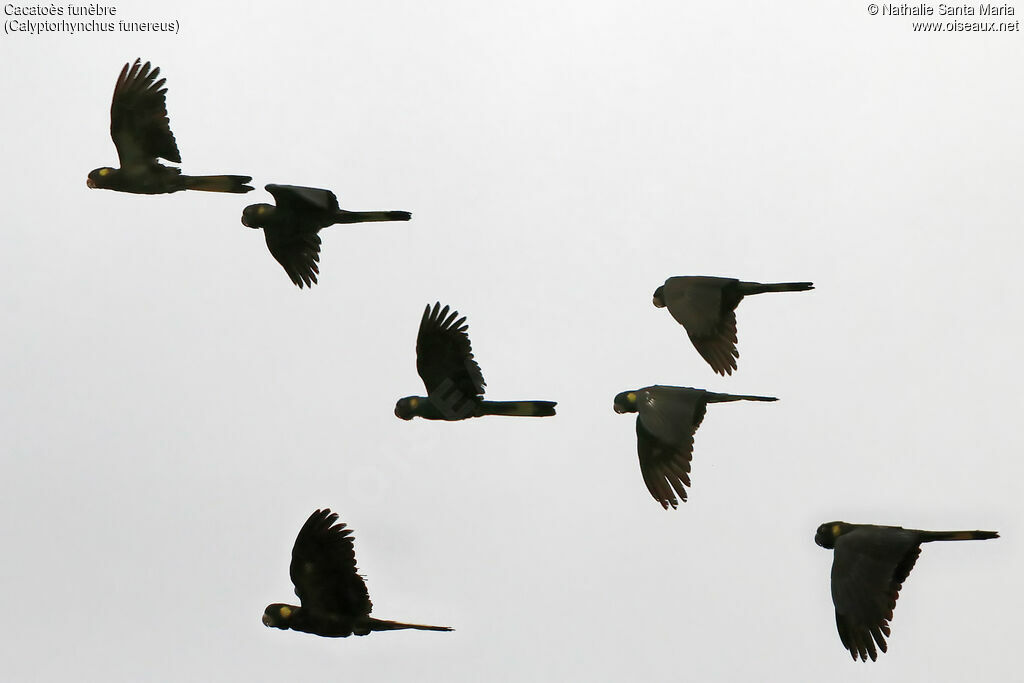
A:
[2,1,1022,680]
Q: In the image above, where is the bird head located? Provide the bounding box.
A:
[262,603,296,629]
[394,396,422,420]
[241,203,274,228]
[652,286,666,308]
[814,521,851,549]
[87,167,116,189]
[613,390,639,414]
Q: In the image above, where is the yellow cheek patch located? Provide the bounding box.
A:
[832,524,842,537]
[279,606,292,619]
[410,398,419,409]
[626,392,636,403]
[257,205,269,215]
[98,168,111,176]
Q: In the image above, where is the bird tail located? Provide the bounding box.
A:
[919,529,999,542]
[368,618,453,632]
[704,392,778,403]
[739,281,814,295]
[334,210,412,224]
[479,400,557,417]
[183,175,254,193]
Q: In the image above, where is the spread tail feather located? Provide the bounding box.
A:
[183,175,254,193]
[479,400,557,417]
[368,618,453,632]
[920,530,999,542]
[740,281,814,295]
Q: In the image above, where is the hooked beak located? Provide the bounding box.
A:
[86,177,96,189]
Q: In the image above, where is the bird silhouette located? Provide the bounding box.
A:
[242,184,411,288]
[614,385,776,508]
[395,302,557,420]
[87,59,252,195]
[815,520,998,661]
[653,276,813,375]
[263,509,452,637]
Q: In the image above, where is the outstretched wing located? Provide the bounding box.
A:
[415,303,486,400]
[266,184,341,214]
[264,227,321,288]
[829,527,922,661]
[635,386,706,508]
[110,59,181,168]
[290,509,372,619]
[663,277,742,376]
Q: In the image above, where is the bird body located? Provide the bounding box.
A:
[653,276,813,375]
[264,604,450,638]
[87,59,252,195]
[815,520,998,661]
[242,184,411,288]
[88,163,251,195]
[397,397,557,420]
[613,385,777,508]
[394,303,557,420]
[263,509,452,638]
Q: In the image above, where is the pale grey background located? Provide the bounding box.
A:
[1,1,1021,681]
